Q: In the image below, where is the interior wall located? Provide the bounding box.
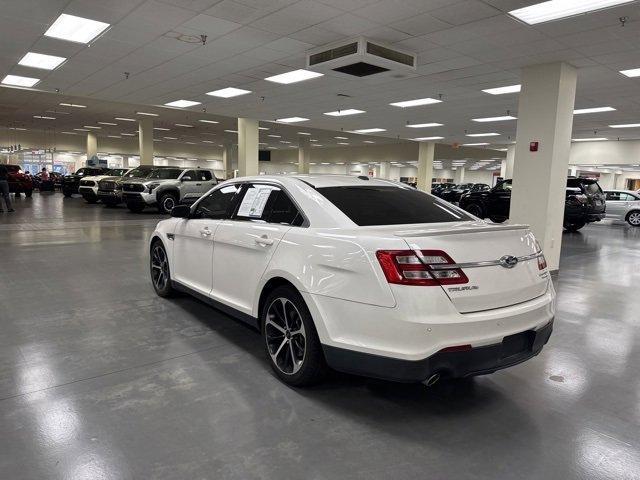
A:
[569,140,640,166]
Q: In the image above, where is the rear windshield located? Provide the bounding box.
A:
[567,178,602,195]
[148,168,182,179]
[317,186,472,226]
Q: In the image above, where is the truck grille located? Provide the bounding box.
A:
[80,180,96,187]
[123,183,144,192]
[99,180,116,191]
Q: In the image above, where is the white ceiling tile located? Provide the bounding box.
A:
[352,0,423,23]
[362,26,411,43]
[318,13,380,36]
[179,13,242,37]
[156,0,223,12]
[429,0,501,26]
[263,37,315,54]
[250,1,343,35]
[391,13,452,36]
[288,26,345,45]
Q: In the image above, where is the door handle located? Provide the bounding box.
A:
[255,235,274,246]
[200,228,212,237]
[196,183,202,186]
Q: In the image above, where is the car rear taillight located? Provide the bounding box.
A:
[537,254,547,271]
[376,250,468,286]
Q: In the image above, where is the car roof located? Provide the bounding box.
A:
[291,174,401,188]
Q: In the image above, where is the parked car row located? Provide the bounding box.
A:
[432,182,490,203]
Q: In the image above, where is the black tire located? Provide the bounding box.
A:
[127,202,145,213]
[564,221,585,232]
[63,190,72,197]
[626,211,640,227]
[150,241,174,297]
[465,203,484,218]
[261,285,327,387]
[158,192,178,214]
[489,215,507,224]
[14,192,20,198]
[25,189,33,198]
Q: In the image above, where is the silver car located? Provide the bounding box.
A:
[604,190,640,226]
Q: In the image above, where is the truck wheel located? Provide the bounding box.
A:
[63,189,72,197]
[158,192,178,214]
[489,215,507,224]
[626,211,640,226]
[25,189,33,198]
[465,203,484,218]
[564,221,585,232]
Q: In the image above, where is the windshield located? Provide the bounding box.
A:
[148,168,182,180]
[106,169,126,176]
[567,178,602,195]
[317,185,472,226]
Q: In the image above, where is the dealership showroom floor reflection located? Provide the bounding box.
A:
[1,193,639,479]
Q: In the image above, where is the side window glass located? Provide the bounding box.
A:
[195,184,240,219]
[182,170,197,181]
[199,170,212,181]
[268,191,303,226]
[235,184,280,221]
[606,192,620,201]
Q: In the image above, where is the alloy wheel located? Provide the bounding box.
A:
[265,298,306,375]
[163,196,175,212]
[151,245,169,291]
[629,212,640,226]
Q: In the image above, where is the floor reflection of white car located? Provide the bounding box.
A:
[149,175,555,387]
[604,190,640,226]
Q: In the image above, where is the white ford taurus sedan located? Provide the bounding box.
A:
[149,175,555,387]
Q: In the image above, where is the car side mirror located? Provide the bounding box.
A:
[181,176,192,181]
[171,205,191,218]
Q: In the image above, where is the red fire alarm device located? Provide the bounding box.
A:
[530,141,539,152]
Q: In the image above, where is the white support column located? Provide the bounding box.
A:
[504,144,515,178]
[138,118,154,165]
[222,143,233,179]
[511,62,578,271]
[86,132,97,160]
[238,118,259,177]
[378,161,391,179]
[569,166,577,177]
[417,142,435,192]
[454,166,465,183]
[298,137,310,174]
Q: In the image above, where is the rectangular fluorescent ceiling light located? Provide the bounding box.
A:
[406,123,443,128]
[163,137,177,140]
[573,106,615,114]
[107,135,121,138]
[482,84,521,95]
[609,123,640,128]
[337,142,350,145]
[202,140,215,143]
[351,128,386,133]
[334,136,348,139]
[2,75,40,87]
[466,132,500,137]
[411,136,444,141]
[268,134,281,138]
[265,69,323,84]
[224,129,237,133]
[59,103,86,108]
[390,98,442,108]
[115,117,136,122]
[137,111,158,116]
[175,124,193,128]
[324,109,365,116]
[198,119,219,124]
[472,116,517,122]
[33,115,56,120]
[463,142,490,146]
[154,127,170,131]
[363,140,375,143]
[98,122,117,126]
[164,99,201,108]
[259,127,269,130]
[298,132,311,135]
[120,133,136,136]
[276,117,309,123]
[74,128,89,131]
[83,125,101,129]
[19,52,66,70]
[44,14,110,44]
[572,137,608,142]
[509,1,634,25]
[206,87,251,98]
[620,68,640,77]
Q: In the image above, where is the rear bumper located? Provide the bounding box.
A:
[323,320,553,382]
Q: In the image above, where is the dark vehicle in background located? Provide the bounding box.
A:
[440,183,490,203]
[61,167,108,197]
[431,182,456,197]
[5,165,33,197]
[459,178,606,232]
[98,165,166,206]
[33,171,62,192]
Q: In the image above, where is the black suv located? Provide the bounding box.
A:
[440,183,490,203]
[61,167,108,197]
[459,178,606,231]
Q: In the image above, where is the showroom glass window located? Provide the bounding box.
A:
[195,184,241,219]
[317,185,472,226]
[148,168,182,179]
[234,184,303,226]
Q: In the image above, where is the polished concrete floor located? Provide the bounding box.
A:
[1,192,639,480]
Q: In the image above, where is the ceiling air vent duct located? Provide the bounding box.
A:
[306,37,416,79]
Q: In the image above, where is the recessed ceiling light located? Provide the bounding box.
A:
[259,127,269,130]
[363,140,375,143]
[74,128,90,132]
[98,122,117,126]
[265,69,323,84]
[509,0,634,25]
[202,140,215,143]
[411,136,444,141]
[482,84,521,95]
[574,106,616,114]
[44,13,110,44]
[115,117,136,122]
[137,111,158,116]
[164,99,201,108]
[120,133,136,136]
[60,131,77,135]
[609,123,640,128]
[224,129,238,133]
[198,119,219,124]
[620,67,640,77]
[153,139,162,142]
[163,136,178,140]
[2,75,40,87]
[351,128,386,133]
[19,52,66,70]
[406,123,443,128]
[337,142,350,145]
[334,136,348,139]
[268,134,281,138]
[59,103,86,108]
[153,127,170,131]
[390,98,442,108]
[175,123,194,128]
[83,125,101,129]
[280,141,291,144]
[276,117,309,123]
[33,115,56,120]
[107,135,121,138]
[462,142,490,146]
[8,127,27,131]
[206,87,251,98]
[310,139,318,142]
[572,137,608,142]
[472,116,517,122]
[298,132,311,135]
[324,109,365,116]
[466,132,500,137]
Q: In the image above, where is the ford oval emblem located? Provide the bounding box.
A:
[499,255,518,269]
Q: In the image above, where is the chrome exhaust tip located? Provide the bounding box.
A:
[423,372,440,387]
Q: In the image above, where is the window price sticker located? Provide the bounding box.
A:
[237,186,275,218]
